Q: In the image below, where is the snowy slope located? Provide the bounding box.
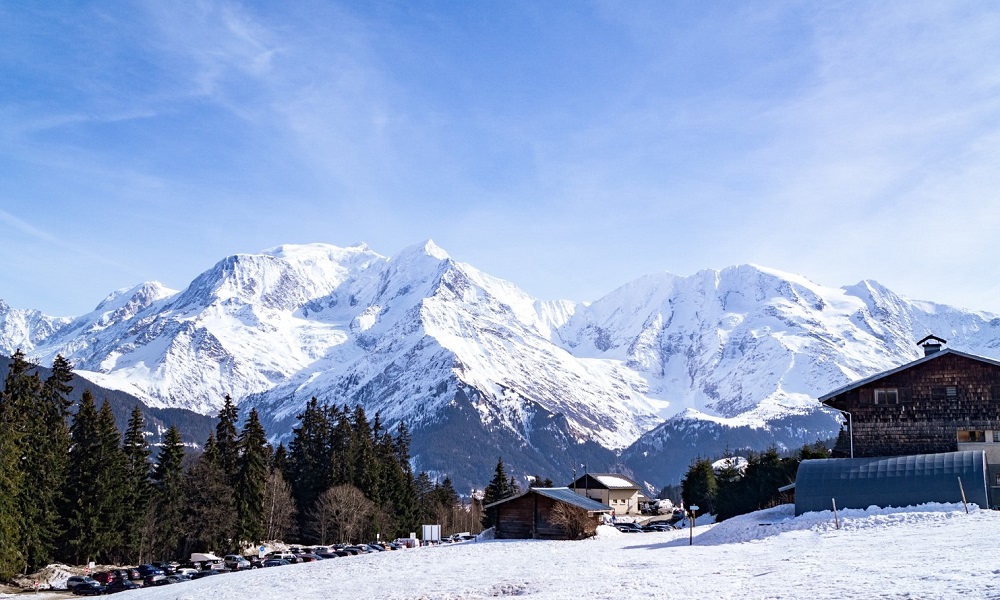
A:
[3,243,1000,486]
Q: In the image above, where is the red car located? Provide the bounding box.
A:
[91,571,119,584]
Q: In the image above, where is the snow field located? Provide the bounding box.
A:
[7,503,998,600]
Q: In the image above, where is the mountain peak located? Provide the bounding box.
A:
[400,239,449,261]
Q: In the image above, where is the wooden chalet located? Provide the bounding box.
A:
[820,336,1000,505]
[485,487,611,540]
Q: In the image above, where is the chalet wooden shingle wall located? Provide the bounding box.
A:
[489,487,610,540]
[824,352,1000,457]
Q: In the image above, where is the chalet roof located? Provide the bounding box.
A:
[566,473,640,490]
[819,348,1000,403]
[484,487,613,513]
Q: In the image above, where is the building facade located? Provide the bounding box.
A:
[485,487,611,540]
[566,473,644,515]
[820,339,1000,505]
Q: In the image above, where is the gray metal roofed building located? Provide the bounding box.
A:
[485,487,612,539]
[793,451,989,515]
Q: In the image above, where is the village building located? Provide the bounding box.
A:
[813,335,1000,508]
[484,487,612,540]
[565,473,645,515]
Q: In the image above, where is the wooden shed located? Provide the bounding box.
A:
[485,487,612,540]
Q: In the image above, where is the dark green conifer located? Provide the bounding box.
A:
[287,398,332,537]
[182,451,235,555]
[0,349,32,578]
[234,408,269,545]
[151,426,186,559]
[95,401,126,561]
[215,395,240,484]
[121,406,151,562]
[63,390,105,564]
[481,457,516,529]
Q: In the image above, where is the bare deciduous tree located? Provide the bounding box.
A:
[549,503,593,540]
[308,484,374,544]
[263,469,296,542]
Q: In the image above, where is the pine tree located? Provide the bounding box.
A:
[151,426,186,560]
[215,395,240,485]
[17,355,74,570]
[182,452,236,555]
[272,443,288,474]
[63,390,100,564]
[95,401,126,561]
[234,408,269,545]
[287,398,332,537]
[328,406,354,486]
[0,349,32,578]
[481,457,516,529]
[350,405,378,502]
[415,471,435,524]
[681,458,718,516]
[121,406,151,562]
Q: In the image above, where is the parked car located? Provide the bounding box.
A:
[262,558,290,568]
[150,561,178,575]
[190,569,224,579]
[315,551,342,559]
[136,564,165,579]
[224,555,251,570]
[66,576,101,591]
[615,522,644,533]
[71,581,106,596]
[265,552,300,563]
[144,574,170,587]
[105,579,141,593]
[295,553,323,562]
[92,571,119,584]
[164,574,192,584]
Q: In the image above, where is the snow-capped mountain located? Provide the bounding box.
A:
[3,242,999,488]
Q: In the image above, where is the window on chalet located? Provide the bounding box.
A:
[994,430,1000,443]
[874,388,899,404]
[931,386,960,401]
[957,430,986,443]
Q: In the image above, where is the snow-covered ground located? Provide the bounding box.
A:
[5,503,998,599]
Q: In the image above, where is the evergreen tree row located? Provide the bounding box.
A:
[680,443,830,521]
[281,397,464,544]
[0,352,491,580]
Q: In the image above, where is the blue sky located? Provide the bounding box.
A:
[2,1,1000,316]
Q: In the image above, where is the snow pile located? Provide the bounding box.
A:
[692,502,972,545]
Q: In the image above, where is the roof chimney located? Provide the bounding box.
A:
[917,334,947,356]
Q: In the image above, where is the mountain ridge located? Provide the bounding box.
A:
[3,241,998,488]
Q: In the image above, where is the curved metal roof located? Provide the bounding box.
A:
[793,451,989,515]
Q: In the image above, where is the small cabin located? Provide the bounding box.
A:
[485,487,611,540]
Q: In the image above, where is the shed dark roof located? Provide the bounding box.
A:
[793,451,989,515]
[485,487,612,512]
[818,349,1000,402]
